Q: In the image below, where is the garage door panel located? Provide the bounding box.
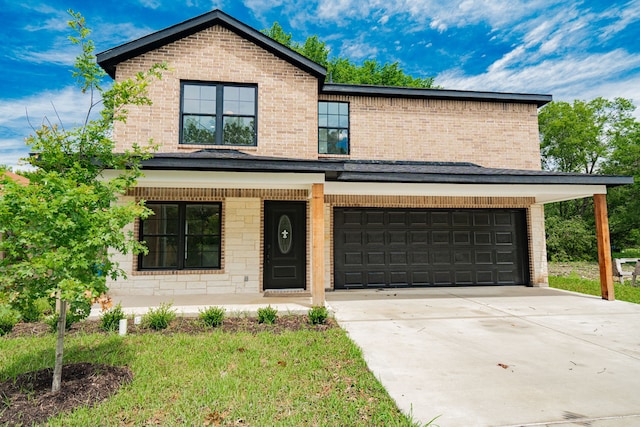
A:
[474,232,492,245]
[454,231,471,244]
[366,230,385,245]
[368,271,386,284]
[432,231,450,244]
[334,208,529,288]
[411,251,430,265]
[389,251,408,265]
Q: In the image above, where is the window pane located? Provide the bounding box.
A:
[339,103,349,115]
[327,102,339,114]
[183,84,215,114]
[223,117,255,145]
[318,102,328,114]
[185,236,220,268]
[186,205,220,235]
[339,114,349,127]
[318,129,328,153]
[183,84,200,99]
[320,128,349,154]
[224,87,255,115]
[141,237,179,268]
[328,114,340,127]
[182,115,216,144]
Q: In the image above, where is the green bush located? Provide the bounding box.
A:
[545,215,597,261]
[0,304,21,336]
[199,306,225,327]
[143,303,177,330]
[100,303,127,332]
[14,297,52,323]
[257,305,278,325]
[308,306,329,325]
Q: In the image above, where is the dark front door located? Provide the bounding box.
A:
[264,201,306,290]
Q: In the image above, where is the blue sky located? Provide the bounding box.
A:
[1,0,639,170]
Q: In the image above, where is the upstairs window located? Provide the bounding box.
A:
[318,101,349,155]
[181,83,257,146]
[139,202,222,270]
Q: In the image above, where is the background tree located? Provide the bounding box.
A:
[263,23,436,88]
[0,11,164,392]
[539,97,640,259]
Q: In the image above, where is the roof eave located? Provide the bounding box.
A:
[138,155,633,187]
[96,9,327,81]
[321,83,552,107]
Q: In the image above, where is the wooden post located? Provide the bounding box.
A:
[594,193,615,301]
[311,183,325,306]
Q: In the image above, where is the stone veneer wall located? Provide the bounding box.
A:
[107,188,308,296]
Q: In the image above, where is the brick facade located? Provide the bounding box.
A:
[113,24,541,170]
[103,18,551,298]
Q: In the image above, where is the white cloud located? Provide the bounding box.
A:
[138,0,162,9]
[437,49,640,108]
[0,87,97,170]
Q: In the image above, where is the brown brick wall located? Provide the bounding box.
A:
[111,24,542,171]
[319,95,542,170]
[113,25,319,159]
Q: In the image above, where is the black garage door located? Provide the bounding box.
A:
[334,208,529,288]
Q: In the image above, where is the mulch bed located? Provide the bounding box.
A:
[1,316,335,425]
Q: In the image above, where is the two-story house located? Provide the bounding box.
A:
[96,9,631,304]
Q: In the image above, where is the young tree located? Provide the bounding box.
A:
[0,11,164,392]
[262,23,435,88]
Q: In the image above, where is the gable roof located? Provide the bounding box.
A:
[96,9,552,107]
[96,9,326,80]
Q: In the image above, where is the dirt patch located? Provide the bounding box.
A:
[1,316,335,425]
[0,362,132,426]
[547,261,600,281]
[6,315,336,339]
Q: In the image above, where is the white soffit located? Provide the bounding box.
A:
[324,182,608,204]
[132,170,326,189]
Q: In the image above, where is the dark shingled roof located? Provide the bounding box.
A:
[141,150,633,187]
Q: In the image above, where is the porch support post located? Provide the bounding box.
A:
[594,193,615,301]
[311,183,325,306]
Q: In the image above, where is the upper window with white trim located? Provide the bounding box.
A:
[181,82,257,146]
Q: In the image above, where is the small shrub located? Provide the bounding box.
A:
[199,306,226,327]
[257,305,278,325]
[308,306,329,325]
[143,303,177,330]
[101,303,127,332]
[16,297,52,323]
[0,304,21,336]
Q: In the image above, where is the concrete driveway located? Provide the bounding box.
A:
[326,286,640,427]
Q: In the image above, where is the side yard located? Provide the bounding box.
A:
[549,261,640,304]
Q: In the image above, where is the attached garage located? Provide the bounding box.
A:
[334,208,529,288]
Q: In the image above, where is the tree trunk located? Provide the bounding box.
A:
[52,299,67,393]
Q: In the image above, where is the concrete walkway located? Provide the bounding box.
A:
[326,286,640,427]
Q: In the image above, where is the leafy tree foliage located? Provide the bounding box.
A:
[0,11,164,392]
[263,23,436,88]
[539,97,640,257]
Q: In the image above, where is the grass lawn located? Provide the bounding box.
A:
[549,260,640,304]
[1,326,424,426]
